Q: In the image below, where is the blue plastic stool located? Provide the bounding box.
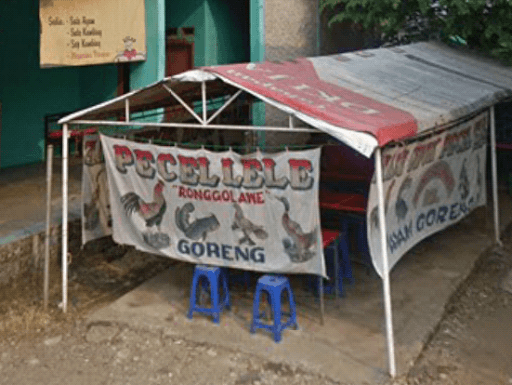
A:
[342,215,374,276]
[228,269,251,291]
[187,265,230,324]
[250,275,298,342]
[308,229,351,297]
[323,229,351,295]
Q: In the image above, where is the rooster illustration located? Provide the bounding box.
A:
[276,196,317,263]
[121,180,167,232]
[231,203,268,245]
[175,202,220,241]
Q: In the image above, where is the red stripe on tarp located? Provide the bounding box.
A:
[205,59,418,146]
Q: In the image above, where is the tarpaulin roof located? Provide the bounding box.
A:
[60,41,512,157]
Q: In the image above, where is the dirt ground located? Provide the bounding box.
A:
[1,221,512,385]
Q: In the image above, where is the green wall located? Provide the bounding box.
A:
[207,0,250,65]
[79,65,118,108]
[0,0,165,168]
[167,0,207,67]
[250,0,265,63]
[132,0,166,90]
[0,0,82,168]
[0,0,252,168]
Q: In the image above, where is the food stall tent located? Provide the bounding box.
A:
[59,41,512,377]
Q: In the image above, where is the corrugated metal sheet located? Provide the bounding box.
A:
[60,42,512,156]
[312,42,512,133]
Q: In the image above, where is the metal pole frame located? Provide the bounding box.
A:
[207,90,243,125]
[125,98,130,122]
[69,119,317,133]
[375,147,396,377]
[61,124,69,313]
[44,144,53,310]
[201,81,207,125]
[162,84,203,124]
[490,106,502,246]
[319,276,324,325]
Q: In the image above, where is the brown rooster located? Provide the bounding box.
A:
[276,196,317,263]
[121,180,167,231]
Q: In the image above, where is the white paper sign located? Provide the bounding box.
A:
[367,111,489,277]
[100,135,326,277]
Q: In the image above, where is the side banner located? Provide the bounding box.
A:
[82,135,112,244]
[367,111,489,277]
[100,135,326,277]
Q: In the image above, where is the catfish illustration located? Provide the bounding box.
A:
[175,202,220,241]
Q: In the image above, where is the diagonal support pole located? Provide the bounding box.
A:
[162,84,203,124]
[206,90,243,124]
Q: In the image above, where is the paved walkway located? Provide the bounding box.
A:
[0,158,82,244]
[1,159,511,384]
[88,195,512,384]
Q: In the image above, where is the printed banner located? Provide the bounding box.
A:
[100,135,326,277]
[40,0,146,67]
[82,134,112,244]
[367,111,489,277]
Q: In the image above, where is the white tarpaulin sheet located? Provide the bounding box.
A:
[82,134,112,244]
[100,134,326,277]
[367,111,489,277]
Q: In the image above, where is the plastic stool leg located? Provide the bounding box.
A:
[270,290,282,343]
[340,233,354,284]
[286,282,298,329]
[187,274,199,319]
[221,269,231,310]
[334,238,340,300]
[210,274,220,324]
[250,288,261,334]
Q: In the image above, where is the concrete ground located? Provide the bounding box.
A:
[88,196,512,384]
[0,157,82,244]
[1,158,511,384]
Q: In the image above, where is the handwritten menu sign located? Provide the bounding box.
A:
[40,0,146,67]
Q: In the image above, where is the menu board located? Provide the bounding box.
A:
[40,0,146,67]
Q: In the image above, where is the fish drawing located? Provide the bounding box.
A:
[175,202,220,241]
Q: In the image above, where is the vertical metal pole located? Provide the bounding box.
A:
[490,106,502,246]
[319,276,324,325]
[62,124,69,313]
[44,145,53,310]
[334,239,340,303]
[375,148,396,377]
[125,98,130,123]
[201,81,207,125]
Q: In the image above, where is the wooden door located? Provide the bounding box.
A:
[166,42,193,76]
[165,28,195,125]
[166,27,194,76]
